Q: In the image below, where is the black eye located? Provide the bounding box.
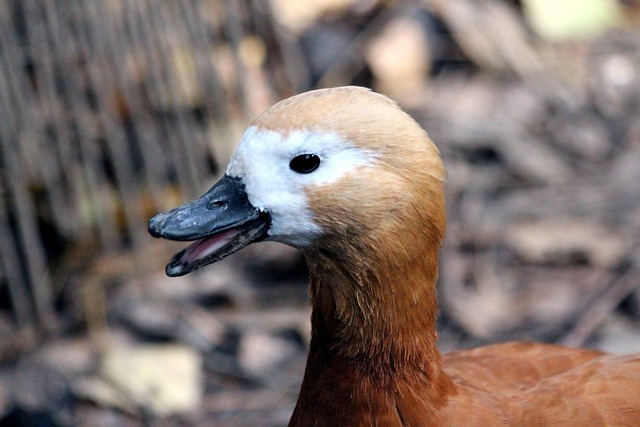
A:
[289,154,321,174]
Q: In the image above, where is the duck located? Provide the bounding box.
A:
[148,86,640,426]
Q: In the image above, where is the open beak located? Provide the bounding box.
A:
[148,175,271,277]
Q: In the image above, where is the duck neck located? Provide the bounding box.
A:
[306,245,442,371]
[290,241,451,425]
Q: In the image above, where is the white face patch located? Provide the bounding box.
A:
[226,126,376,248]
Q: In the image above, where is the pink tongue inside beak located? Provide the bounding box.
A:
[180,229,240,264]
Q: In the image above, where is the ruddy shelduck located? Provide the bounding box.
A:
[149,87,640,426]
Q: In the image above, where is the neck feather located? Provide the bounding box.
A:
[305,244,441,375]
[290,212,452,425]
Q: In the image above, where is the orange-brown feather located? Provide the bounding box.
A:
[248,87,640,426]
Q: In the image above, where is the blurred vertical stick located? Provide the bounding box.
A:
[151,0,210,189]
[75,0,145,247]
[0,192,35,328]
[0,26,35,327]
[93,0,167,215]
[51,3,121,250]
[223,0,250,116]
[0,71,56,329]
[130,0,202,197]
[181,0,236,172]
[124,0,194,197]
[248,0,310,94]
[22,0,80,239]
[181,0,230,119]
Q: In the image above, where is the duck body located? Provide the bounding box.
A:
[293,339,640,426]
[148,87,640,426]
[443,343,640,426]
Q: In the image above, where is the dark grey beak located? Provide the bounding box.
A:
[148,174,271,277]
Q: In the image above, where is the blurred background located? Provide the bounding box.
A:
[0,0,639,425]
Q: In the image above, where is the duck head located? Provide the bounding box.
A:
[148,86,446,279]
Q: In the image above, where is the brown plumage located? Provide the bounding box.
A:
[149,87,640,426]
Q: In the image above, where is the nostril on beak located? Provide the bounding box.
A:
[207,199,227,210]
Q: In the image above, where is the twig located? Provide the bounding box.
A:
[561,263,640,348]
[0,55,57,328]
